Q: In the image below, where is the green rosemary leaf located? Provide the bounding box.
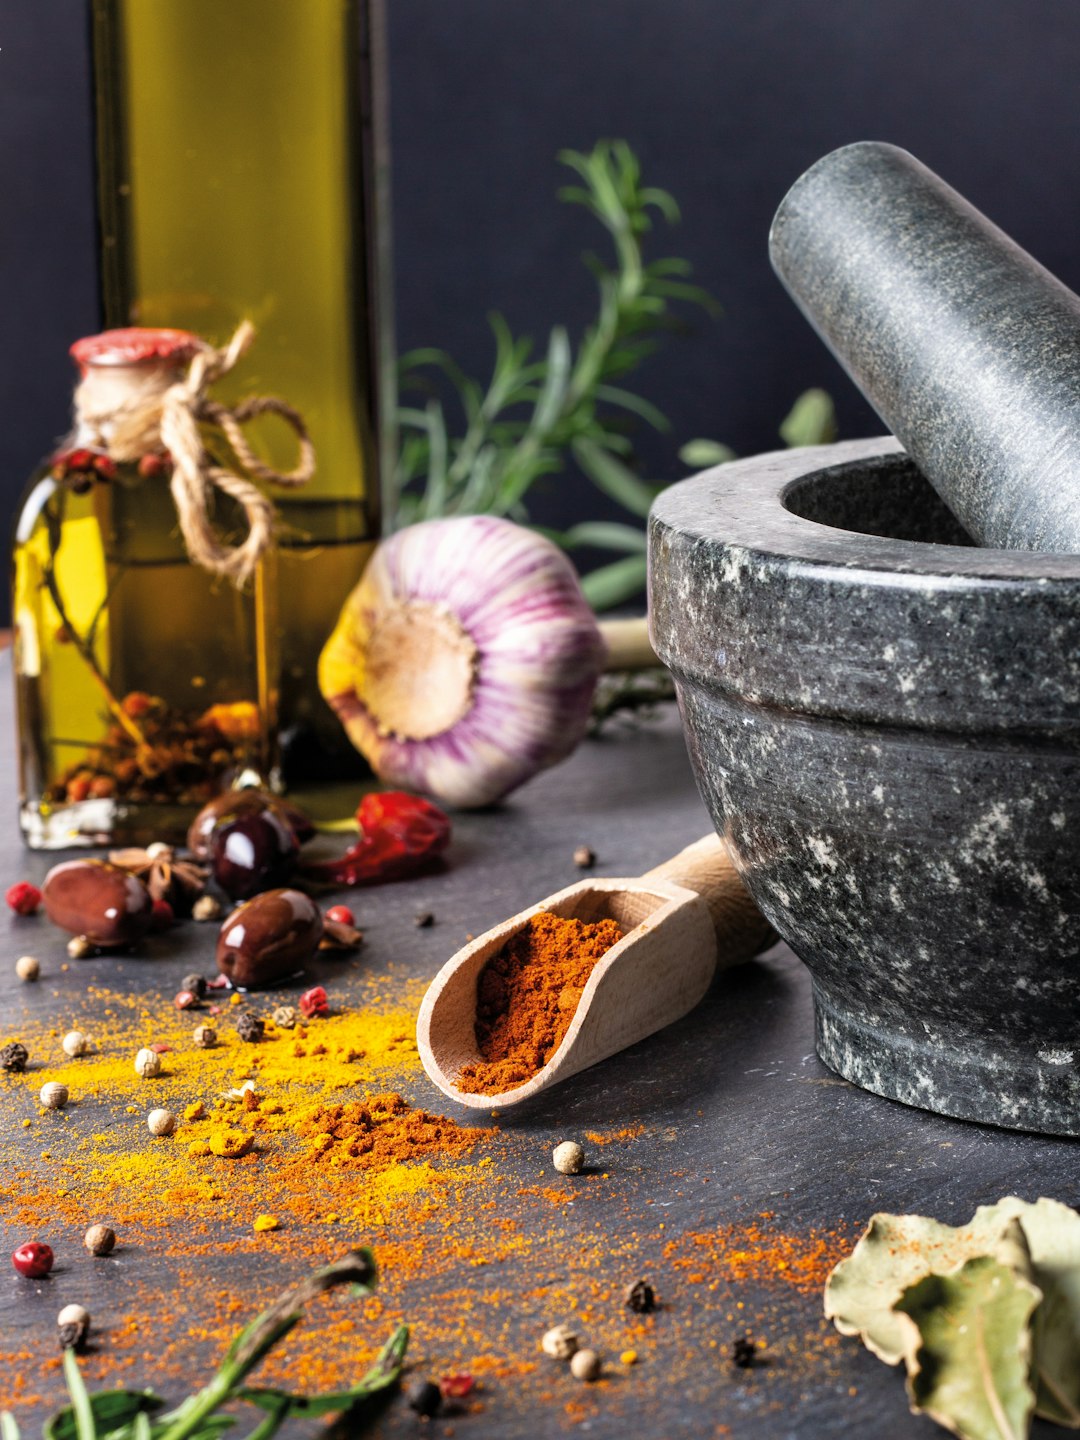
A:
[572,438,660,518]
[593,385,670,431]
[238,1322,409,1421]
[779,387,837,447]
[153,1419,235,1440]
[44,1392,164,1440]
[420,400,449,520]
[639,186,681,224]
[559,522,648,553]
[649,278,722,312]
[679,438,738,468]
[527,327,573,439]
[399,348,484,425]
[62,1352,98,1440]
[391,139,715,528]
[581,555,649,610]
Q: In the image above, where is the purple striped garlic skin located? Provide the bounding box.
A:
[318,516,606,808]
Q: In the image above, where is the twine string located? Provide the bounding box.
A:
[72,320,315,587]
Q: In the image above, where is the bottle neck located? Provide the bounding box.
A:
[72,360,185,454]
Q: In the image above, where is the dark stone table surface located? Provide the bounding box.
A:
[0,665,1075,1439]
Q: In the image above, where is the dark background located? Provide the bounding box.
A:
[4,0,1080,612]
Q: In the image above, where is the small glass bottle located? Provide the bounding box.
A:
[12,327,279,849]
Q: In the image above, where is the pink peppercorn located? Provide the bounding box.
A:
[12,1242,53,1278]
[299,986,329,1019]
[325,904,355,927]
[6,882,42,916]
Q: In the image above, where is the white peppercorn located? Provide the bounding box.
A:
[67,936,93,959]
[552,1140,585,1175]
[271,1005,298,1029]
[570,1349,601,1382]
[134,1047,162,1078]
[40,1082,69,1110]
[192,1024,217,1049]
[62,1030,91,1058]
[192,894,223,922]
[146,1108,177,1137]
[57,1303,90,1350]
[541,1323,579,1360]
[15,955,40,982]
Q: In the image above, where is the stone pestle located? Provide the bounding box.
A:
[769,140,1080,553]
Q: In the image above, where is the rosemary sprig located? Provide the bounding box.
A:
[5,1251,407,1440]
[392,139,837,612]
[392,140,716,555]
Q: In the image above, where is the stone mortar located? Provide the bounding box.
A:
[649,436,1080,1136]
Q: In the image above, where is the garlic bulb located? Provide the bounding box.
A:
[318,516,607,808]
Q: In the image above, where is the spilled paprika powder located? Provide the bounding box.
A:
[458,910,622,1094]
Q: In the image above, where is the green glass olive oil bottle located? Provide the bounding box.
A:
[89,0,392,783]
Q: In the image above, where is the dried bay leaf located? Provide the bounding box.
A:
[988,1197,1080,1428]
[896,1256,1040,1440]
[825,1210,1033,1364]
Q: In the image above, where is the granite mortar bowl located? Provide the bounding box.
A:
[649,436,1080,1136]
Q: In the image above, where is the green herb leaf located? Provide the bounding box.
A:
[393,139,715,529]
[678,438,738,468]
[240,1324,409,1421]
[896,1256,1040,1440]
[44,1391,164,1440]
[156,1418,235,1440]
[558,522,648,553]
[779,387,837,448]
[825,1211,1034,1365]
[581,555,648,610]
[62,1351,98,1440]
[571,439,659,518]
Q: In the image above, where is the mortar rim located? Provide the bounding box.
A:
[649,437,1080,586]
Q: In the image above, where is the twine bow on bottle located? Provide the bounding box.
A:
[71,320,316,586]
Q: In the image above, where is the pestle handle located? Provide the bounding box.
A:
[644,833,776,965]
[770,141,1080,553]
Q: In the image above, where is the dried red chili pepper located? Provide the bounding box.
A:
[440,1373,475,1400]
[300,791,451,888]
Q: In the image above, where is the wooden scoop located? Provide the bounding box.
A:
[416,833,774,1109]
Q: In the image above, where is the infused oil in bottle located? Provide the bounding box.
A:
[13,328,278,848]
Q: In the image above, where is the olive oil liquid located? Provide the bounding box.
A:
[90,0,388,783]
[14,466,277,847]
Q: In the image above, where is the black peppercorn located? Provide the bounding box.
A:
[406,1379,442,1418]
[181,973,208,999]
[573,845,596,869]
[732,1335,760,1369]
[624,1279,656,1314]
[1,1042,29,1073]
[414,912,435,928]
[234,1013,264,1043]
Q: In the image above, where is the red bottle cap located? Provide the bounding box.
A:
[70,327,203,370]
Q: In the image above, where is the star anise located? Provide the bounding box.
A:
[109,844,209,912]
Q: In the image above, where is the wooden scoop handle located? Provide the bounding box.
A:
[644,833,776,965]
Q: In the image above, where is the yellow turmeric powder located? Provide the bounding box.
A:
[0,984,493,1242]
